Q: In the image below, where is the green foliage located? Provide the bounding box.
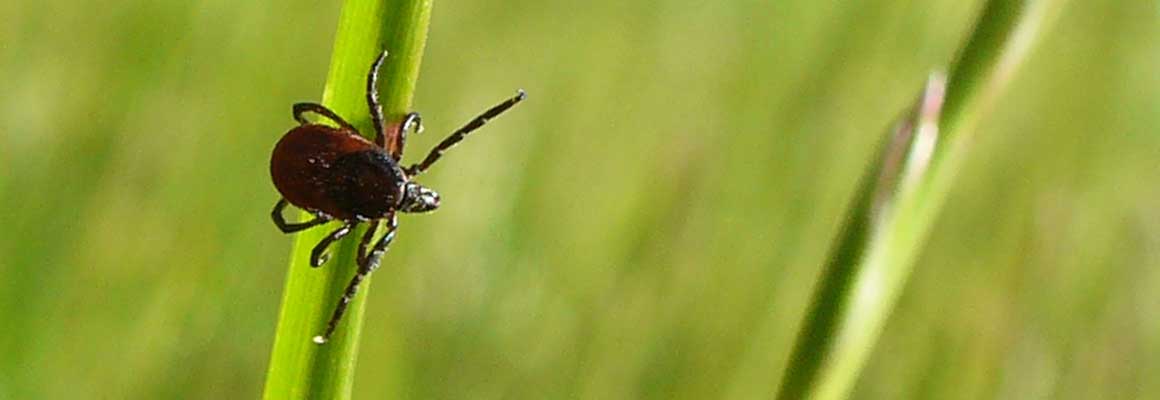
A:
[777,2,1070,399]
[263,1,431,399]
[0,0,1155,398]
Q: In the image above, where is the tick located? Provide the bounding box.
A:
[270,50,525,344]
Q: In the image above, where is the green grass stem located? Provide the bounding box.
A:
[775,1,1068,399]
[262,1,432,399]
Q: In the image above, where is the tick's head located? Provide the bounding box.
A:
[399,182,440,213]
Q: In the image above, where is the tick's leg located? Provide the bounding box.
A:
[314,214,398,344]
[356,219,381,268]
[271,198,329,233]
[361,214,398,271]
[310,222,354,268]
[387,112,423,161]
[406,90,526,176]
[293,103,358,133]
[367,50,388,146]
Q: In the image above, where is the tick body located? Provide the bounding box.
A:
[269,50,525,343]
[271,125,404,221]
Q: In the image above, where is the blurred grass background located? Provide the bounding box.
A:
[1,0,1157,398]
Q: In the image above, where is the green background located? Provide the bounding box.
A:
[1,0,1156,398]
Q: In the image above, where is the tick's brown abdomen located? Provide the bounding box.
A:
[270,125,404,220]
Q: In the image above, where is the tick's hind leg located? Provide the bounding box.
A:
[314,214,398,344]
[310,222,354,267]
[271,198,329,233]
[293,103,358,133]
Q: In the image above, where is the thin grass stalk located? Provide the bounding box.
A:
[263,1,432,399]
[775,1,1068,399]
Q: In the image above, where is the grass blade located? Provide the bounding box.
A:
[262,1,432,399]
[775,1,1068,399]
